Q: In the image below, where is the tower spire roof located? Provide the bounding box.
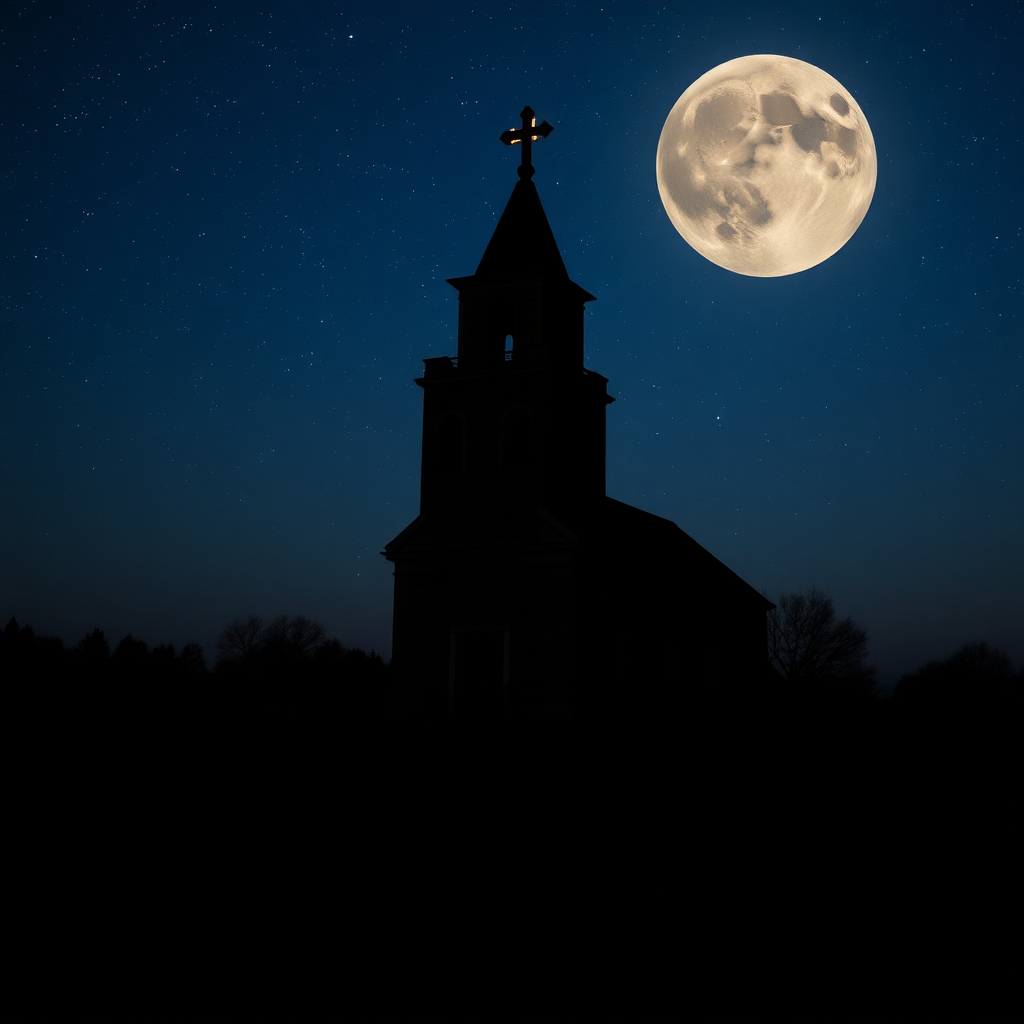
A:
[451,105,592,300]
[473,177,571,282]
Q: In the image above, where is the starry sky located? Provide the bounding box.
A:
[2,1,1021,684]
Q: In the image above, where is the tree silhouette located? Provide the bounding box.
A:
[178,643,207,676]
[0,617,54,681]
[77,628,110,662]
[894,641,1017,710]
[262,614,327,663]
[215,614,328,676]
[112,633,149,680]
[766,588,872,684]
[216,615,265,666]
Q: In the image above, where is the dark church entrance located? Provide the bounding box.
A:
[384,107,772,724]
[449,627,509,721]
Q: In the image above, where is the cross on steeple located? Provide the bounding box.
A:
[499,106,554,180]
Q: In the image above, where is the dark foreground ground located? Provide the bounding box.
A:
[10,679,1016,1011]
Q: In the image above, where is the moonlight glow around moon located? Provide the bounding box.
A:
[657,55,877,277]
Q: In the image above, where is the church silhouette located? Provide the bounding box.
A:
[384,108,771,723]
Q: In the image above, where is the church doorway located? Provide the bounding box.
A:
[449,627,509,720]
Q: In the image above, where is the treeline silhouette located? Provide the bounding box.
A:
[1,614,389,705]
[3,608,1018,845]
[4,610,1018,722]
[1,619,208,682]
[8,606,1013,946]
[754,590,1019,733]
[738,637,1020,749]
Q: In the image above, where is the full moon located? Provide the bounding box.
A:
[657,55,876,277]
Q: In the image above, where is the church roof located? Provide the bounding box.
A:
[384,495,772,611]
[590,498,774,609]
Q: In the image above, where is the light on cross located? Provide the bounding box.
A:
[499,106,554,180]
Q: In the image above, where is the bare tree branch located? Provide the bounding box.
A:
[263,614,327,660]
[217,614,265,664]
[767,588,869,682]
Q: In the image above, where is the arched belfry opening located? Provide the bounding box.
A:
[384,106,772,723]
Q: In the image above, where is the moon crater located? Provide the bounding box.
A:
[657,55,877,277]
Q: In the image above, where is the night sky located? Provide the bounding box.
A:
[2,1,1021,684]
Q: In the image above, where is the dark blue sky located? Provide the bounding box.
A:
[2,1,1020,683]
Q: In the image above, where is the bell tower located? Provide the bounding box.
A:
[385,106,612,719]
[418,106,612,520]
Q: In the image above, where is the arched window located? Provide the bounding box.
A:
[436,414,465,478]
[500,406,533,477]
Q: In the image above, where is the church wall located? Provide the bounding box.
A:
[390,536,578,719]
[566,531,772,722]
